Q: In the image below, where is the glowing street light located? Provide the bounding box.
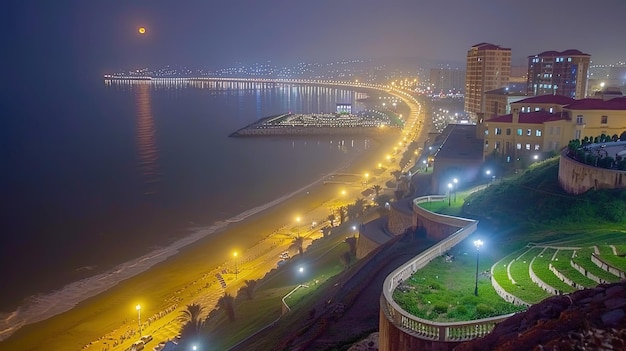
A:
[364,173,369,185]
[136,304,142,337]
[474,240,484,296]
[453,178,458,202]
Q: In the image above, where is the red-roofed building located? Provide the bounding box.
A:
[527,50,591,99]
[481,94,626,160]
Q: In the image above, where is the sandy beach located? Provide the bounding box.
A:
[0,91,423,351]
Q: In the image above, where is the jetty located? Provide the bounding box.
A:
[230,112,398,137]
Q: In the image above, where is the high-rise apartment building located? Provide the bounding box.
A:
[527,50,591,99]
[464,43,511,122]
[429,67,465,93]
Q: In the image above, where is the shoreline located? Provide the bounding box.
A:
[0,134,392,341]
[0,90,419,350]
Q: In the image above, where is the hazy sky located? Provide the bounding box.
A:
[5,0,626,74]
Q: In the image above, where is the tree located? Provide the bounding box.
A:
[353,198,366,217]
[327,213,336,227]
[337,206,347,225]
[217,293,236,322]
[238,279,257,300]
[178,303,205,338]
[371,184,382,197]
[291,236,304,255]
[346,204,359,221]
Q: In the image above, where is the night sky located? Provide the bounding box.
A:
[4,0,626,76]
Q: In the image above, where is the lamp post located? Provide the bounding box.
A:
[233,251,238,280]
[453,178,458,203]
[136,304,142,337]
[447,183,452,206]
[473,240,483,296]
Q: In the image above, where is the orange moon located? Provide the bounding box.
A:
[138,27,146,34]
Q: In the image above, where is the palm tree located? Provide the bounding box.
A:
[353,198,366,217]
[371,184,382,197]
[291,236,304,255]
[327,213,336,227]
[238,279,257,300]
[346,204,359,221]
[337,206,347,225]
[178,303,205,337]
[217,293,236,322]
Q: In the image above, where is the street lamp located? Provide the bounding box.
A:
[136,304,142,337]
[233,251,238,280]
[192,345,197,351]
[473,240,483,296]
[299,266,305,286]
[453,178,458,203]
[423,159,428,172]
[364,173,369,185]
[447,183,452,206]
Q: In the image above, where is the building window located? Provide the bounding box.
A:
[549,107,553,113]
[484,129,489,135]
[484,140,489,148]
[517,129,523,136]
[534,144,540,150]
[576,115,583,125]
[527,129,532,136]
[526,144,531,150]
[495,127,502,135]
[556,126,561,134]
[516,143,522,150]
[601,115,608,124]
[506,128,511,135]
[495,141,501,150]
[536,129,542,137]
[575,130,581,139]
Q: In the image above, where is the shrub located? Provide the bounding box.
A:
[433,303,448,314]
[475,303,495,319]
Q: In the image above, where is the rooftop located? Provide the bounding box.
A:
[471,43,510,51]
[530,49,590,58]
[514,94,575,105]
[565,97,626,111]
[488,111,568,124]
[435,124,483,160]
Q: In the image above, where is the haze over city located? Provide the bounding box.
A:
[6,0,626,77]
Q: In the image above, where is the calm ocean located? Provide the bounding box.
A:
[0,78,383,337]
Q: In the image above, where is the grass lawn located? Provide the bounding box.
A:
[530,248,575,294]
[550,249,597,288]
[393,238,526,322]
[573,247,621,283]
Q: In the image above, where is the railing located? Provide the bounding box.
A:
[380,195,515,342]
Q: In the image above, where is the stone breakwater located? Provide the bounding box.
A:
[230,113,398,137]
[455,282,626,351]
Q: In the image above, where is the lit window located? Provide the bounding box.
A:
[527,129,532,136]
[526,144,531,150]
[517,129,523,136]
[536,130,542,137]
[535,144,540,150]
[516,143,522,150]
[495,127,502,135]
